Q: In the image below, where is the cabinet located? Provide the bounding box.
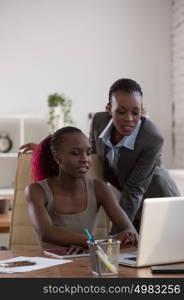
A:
[0,115,49,191]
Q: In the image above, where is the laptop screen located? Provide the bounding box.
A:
[136,196,184,267]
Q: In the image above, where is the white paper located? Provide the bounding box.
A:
[0,256,72,273]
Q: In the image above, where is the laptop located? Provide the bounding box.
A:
[119,197,184,267]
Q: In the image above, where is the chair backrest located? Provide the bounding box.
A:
[9,153,110,250]
[9,153,40,250]
[87,155,111,237]
[168,169,184,195]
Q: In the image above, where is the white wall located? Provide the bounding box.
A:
[172,0,184,168]
[0,0,173,167]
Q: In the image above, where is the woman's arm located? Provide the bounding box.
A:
[94,179,138,246]
[24,183,88,247]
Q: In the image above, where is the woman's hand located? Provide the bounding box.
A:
[113,231,138,248]
[64,245,88,255]
[19,143,38,153]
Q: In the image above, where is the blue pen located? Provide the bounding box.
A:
[84,228,94,242]
[84,227,116,273]
[84,228,107,258]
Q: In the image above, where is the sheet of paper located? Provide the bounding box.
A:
[0,256,72,273]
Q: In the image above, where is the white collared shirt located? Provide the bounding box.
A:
[99,119,141,168]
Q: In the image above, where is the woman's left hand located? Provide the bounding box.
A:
[64,245,88,255]
[113,231,138,248]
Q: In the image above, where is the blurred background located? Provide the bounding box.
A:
[0,0,184,186]
[0,0,184,248]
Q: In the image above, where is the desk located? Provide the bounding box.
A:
[0,249,184,278]
[0,212,12,233]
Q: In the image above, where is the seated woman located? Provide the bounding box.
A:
[25,126,138,254]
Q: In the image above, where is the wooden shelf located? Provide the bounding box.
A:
[0,188,14,198]
[0,115,48,189]
[0,153,18,158]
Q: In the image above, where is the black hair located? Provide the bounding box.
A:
[108,78,143,103]
[50,126,83,152]
[32,126,83,181]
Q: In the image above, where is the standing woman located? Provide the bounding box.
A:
[25,126,138,251]
[89,78,180,232]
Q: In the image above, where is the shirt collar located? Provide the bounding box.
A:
[99,119,141,150]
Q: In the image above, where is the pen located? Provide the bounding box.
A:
[0,260,36,268]
[84,228,116,273]
[84,228,101,274]
[107,236,112,258]
[84,228,108,259]
[96,250,117,273]
[95,241,108,259]
[84,228,94,242]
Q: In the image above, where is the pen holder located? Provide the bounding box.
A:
[87,239,120,276]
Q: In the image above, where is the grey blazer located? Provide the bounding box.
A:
[89,112,180,230]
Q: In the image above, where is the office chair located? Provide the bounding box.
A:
[88,154,111,237]
[8,152,110,250]
[9,152,40,250]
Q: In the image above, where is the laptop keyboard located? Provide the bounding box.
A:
[119,251,137,263]
[125,256,136,261]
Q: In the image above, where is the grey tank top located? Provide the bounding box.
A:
[38,177,100,248]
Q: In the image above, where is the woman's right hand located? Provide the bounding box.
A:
[113,231,138,248]
[19,143,38,153]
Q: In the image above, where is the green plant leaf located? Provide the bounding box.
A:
[47,92,74,133]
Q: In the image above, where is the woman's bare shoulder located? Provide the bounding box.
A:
[93,178,107,188]
[93,178,111,197]
[24,182,45,199]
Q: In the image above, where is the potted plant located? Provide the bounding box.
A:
[47,92,74,133]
